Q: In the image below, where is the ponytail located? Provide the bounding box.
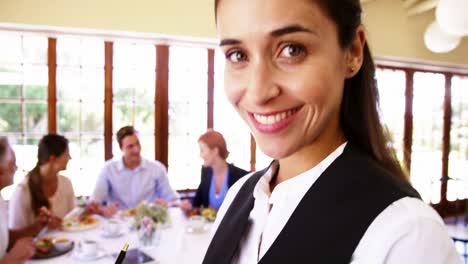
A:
[27,163,50,216]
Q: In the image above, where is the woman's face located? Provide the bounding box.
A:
[199,142,218,167]
[217,0,356,159]
[53,147,71,171]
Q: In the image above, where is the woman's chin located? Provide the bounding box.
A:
[257,144,295,161]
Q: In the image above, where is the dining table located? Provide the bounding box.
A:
[26,207,213,264]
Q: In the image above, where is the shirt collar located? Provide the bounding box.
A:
[117,157,146,171]
[253,142,348,205]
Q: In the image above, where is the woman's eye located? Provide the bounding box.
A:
[226,50,247,63]
[279,44,305,58]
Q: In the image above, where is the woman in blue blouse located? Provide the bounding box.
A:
[180,130,249,211]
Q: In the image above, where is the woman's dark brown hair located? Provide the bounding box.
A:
[214,0,407,180]
[0,137,9,164]
[28,134,69,215]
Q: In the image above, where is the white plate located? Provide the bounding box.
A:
[62,215,101,232]
[72,248,107,261]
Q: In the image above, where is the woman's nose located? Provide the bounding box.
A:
[245,60,280,105]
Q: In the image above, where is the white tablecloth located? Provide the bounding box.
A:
[27,208,212,264]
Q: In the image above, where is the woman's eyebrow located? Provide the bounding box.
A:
[219,24,317,47]
[219,38,241,47]
[270,24,317,37]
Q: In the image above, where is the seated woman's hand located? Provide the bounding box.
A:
[47,215,62,230]
[179,199,193,212]
[33,207,51,231]
[34,207,62,230]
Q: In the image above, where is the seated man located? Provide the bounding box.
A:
[0,137,44,264]
[90,126,179,212]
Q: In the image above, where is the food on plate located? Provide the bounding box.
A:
[35,237,54,255]
[201,208,217,222]
[122,208,137,217]
[62,213,100,231]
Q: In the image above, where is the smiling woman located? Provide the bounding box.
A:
[8,134,76,231]
[203,0,461,263]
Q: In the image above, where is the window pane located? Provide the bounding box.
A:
[168,136,201,189]
[168,46,208,189]
[0,102,21,132]
[134,104,154,133]
[411,72,445,203]
[81,102,104,133]
[62,137,104,196]
[376,68,406,161]
[56,36,105,196]
[169,72,207,103]
[81,69,104,101]
[213,50,251,171]
[113,103,154,131]
[169,46,207,72]
[114,42,155,69]
[113,103,134,130]
[22,35,48,64]
[58,102,80,133]
[0,32,48,200]
[0,65,22,98]
[81,39,105,67]
[57,37,81,66]
[25,103,47,134]
[139,135,155,161]
[0,84,21,99]
[0,33,22,64]
[24,65,48,99]
[113,69,155,104]
[57,68,80,100]
[112,41,156,160]
[448,76,468,201]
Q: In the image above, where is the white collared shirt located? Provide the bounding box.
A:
[212,143,462,264]
[91,158,179,209]
[0,194,8,259]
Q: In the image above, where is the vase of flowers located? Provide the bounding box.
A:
[138,216,157,247]
[133,202,168,248]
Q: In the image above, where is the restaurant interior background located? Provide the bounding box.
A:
[0,0,467,218]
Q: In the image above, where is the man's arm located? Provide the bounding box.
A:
[90,164,111,204]
[154,162,179,204]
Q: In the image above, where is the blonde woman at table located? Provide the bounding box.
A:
[180,130,248,213]
[203,0,461,263]
[8,134,75,231]
[0,137,38,264]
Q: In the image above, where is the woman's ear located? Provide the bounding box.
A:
[214,147,220,157]
[48,155,57,164]
[345,25,366,78]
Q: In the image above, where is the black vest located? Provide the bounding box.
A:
[203,144,420,264]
